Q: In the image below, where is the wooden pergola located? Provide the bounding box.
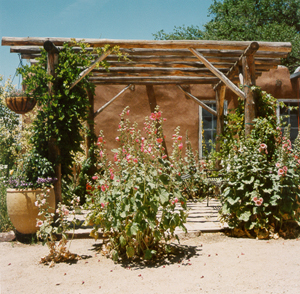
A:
[1,37,292,201]
[2,37,291,126]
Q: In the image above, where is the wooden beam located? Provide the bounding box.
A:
[1,37,292,53]
[189,47,246,100]
[86,89,95,158]
[89,76,221,83]
[70,49,111,90]
[243,55,257,136]
[214,42,259,91]
[177,85,217,116]
[44,41,62,205]
[94,84,132,118]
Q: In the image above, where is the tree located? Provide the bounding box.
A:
[153,0,300,72]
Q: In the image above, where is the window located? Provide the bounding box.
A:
[199,101,227,158]
[277,100,300,143]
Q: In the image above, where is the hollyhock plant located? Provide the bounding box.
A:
[84,107,188,261]
[219,87,300,238]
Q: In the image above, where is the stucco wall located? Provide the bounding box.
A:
[93,66,297,156]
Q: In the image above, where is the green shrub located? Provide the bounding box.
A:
[219,87,300,238]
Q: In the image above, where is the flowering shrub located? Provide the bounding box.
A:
[84,108,188,261]
[7,151,56,190]
[219,87,300,238]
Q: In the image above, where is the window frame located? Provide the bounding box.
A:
[199,100,227,158]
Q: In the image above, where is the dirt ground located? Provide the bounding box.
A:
[0,232,300,294]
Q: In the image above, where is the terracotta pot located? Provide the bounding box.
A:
[6,187,55,234]
[5,96,36,114]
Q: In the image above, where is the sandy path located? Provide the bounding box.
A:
[1,233,300,294]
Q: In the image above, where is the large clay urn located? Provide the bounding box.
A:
[6,187,55,234]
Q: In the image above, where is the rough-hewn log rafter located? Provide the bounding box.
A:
[189,47,246,99]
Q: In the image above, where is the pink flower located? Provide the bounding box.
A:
[92,175,98,180]
[174,198,178,203]
[110,173,114,180]
[177,136,182,141]
[99,150,104,158]
[114,153,118,162]
[260,143,267,149]
[126,110,130,115]
[115,137,120,141]
[278,169,284,176]
[275,162,280,168]
[163,118,167,121]
[64,209,70,216]
[101,185,106,192]
[134,187,138,190]
[133,158,138,163]
[178,143,183,150]
[150,113,156,120]
[101,203,105,208]
[162,155,167,159]
[97,137,103,144]
[298,159,300,165]
[253,196,258,202]
[148,146,152,153]
[35,201,39,207]
[156,138,163,144]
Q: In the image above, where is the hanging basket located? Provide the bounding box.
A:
[5,96,36,114]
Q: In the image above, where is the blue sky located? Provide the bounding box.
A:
[0,0,213,83]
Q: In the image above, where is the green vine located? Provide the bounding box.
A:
[18,41,122,186]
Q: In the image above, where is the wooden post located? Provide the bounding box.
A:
[215,85,226,170]
[243,54,256,136]
[86,89,95,158]
[146,85,168,157]
[44,41,62,205]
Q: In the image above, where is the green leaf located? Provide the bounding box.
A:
[126,246,135,258]
[130,222,139,235]
[159,174,169,185]
[242,176,255,185]
[263,188,273,194]
[159,189,169,205]
[238,211,251,222]
[112,250,119,261]
[119,235,127,247]
[144,249,152,260]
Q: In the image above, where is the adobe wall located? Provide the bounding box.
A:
[93,66,297,156]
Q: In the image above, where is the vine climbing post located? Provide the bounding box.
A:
[243,54,257,136]
[44,41,62,204]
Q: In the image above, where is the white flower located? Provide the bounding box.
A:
[36,220,43,227]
